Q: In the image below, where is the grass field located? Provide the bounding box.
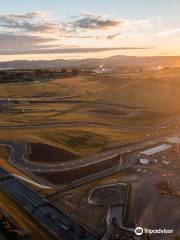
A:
[1,68,180,158]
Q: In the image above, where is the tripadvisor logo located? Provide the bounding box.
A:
[135,227,174,236]
[135,227,143,236]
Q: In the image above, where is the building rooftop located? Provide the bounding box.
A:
[140,144,171,156]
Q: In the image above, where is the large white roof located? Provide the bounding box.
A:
[141,144,171,156]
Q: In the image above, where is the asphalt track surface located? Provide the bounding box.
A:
[0,134,168,190]
[0,140,127,190]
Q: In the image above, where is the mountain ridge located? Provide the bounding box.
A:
[0,55,180,69]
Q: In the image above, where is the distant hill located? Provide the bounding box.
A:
[0,55,180,70]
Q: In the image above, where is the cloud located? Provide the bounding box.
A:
[0,33,57,50]
[0,12,152,40]
[0,46,152,55]
[0,11,156,56]
[128,19,153,29]
[67,14,123,30]
[61,32,121,40]
[0,12,48,21]
[106,33,121,40]
[0,12,122,36]
[158,28,180,36]
[0,12,58,33]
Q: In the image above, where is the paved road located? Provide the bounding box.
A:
[0,140,124,189]
[0,140,121,171]
[101,206,135,240]
[12,174,52,189]
[0,137,153,174]
[0,132,171,190]
[0,138,147,190]
[0,168,97,240]
[0,128,179,189]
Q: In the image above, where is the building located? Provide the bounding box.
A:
[140,144,171,157]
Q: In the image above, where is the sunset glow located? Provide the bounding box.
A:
[0,0,180,61]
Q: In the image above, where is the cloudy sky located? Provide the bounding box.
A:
[0,0,180,61]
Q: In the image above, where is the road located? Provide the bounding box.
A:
[12,174,52,189]
[0,132,174,190]
[0,168,97,240]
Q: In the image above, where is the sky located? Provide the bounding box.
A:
[0,0,180,61]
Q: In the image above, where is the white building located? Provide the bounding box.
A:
[140,144,171,156]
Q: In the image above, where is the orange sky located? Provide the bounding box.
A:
[0,0,180,61]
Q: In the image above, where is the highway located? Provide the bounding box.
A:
[0,168,97,240]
